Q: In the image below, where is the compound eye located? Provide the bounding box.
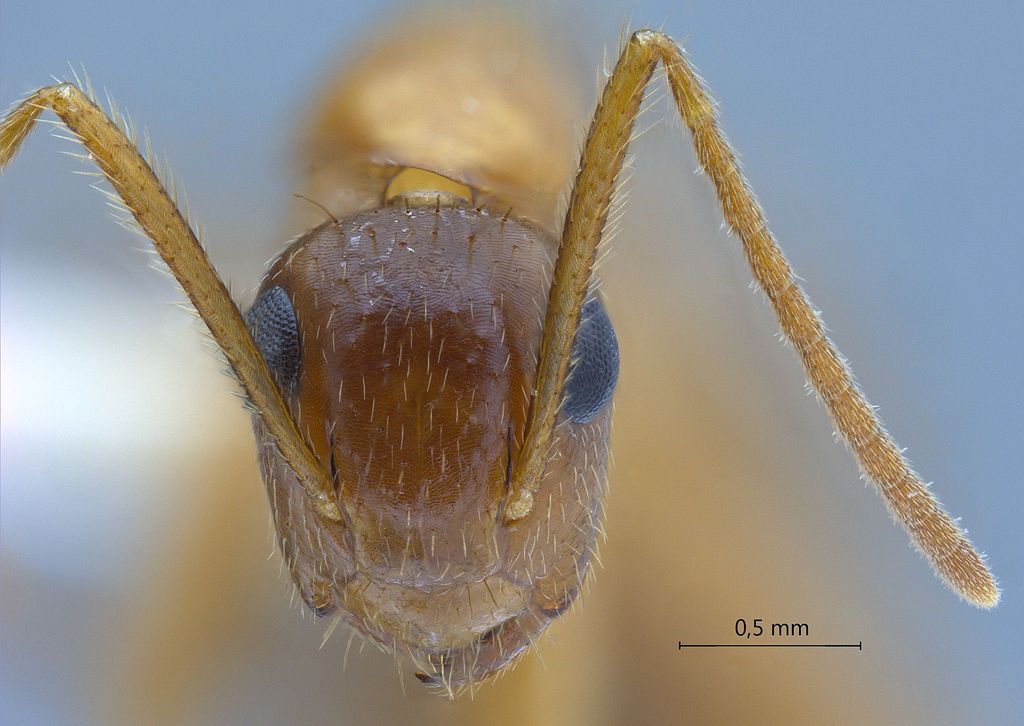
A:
[561,295,619,423]
[244,285,300,392]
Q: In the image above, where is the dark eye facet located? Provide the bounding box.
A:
[244,285,300,392]
[562,295,619,423]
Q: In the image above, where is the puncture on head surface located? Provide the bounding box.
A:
[0,17,998,697]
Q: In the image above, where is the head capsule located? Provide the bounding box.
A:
[246,183,617,684]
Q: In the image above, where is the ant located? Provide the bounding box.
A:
[0,19,998,697]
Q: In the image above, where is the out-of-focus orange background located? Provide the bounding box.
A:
[2,1,1021,724]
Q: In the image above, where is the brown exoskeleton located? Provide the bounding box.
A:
[0,19,998,696]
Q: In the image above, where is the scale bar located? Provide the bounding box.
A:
[679,641,862,650]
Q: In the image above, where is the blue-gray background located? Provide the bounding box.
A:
[2,1,1021,724]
